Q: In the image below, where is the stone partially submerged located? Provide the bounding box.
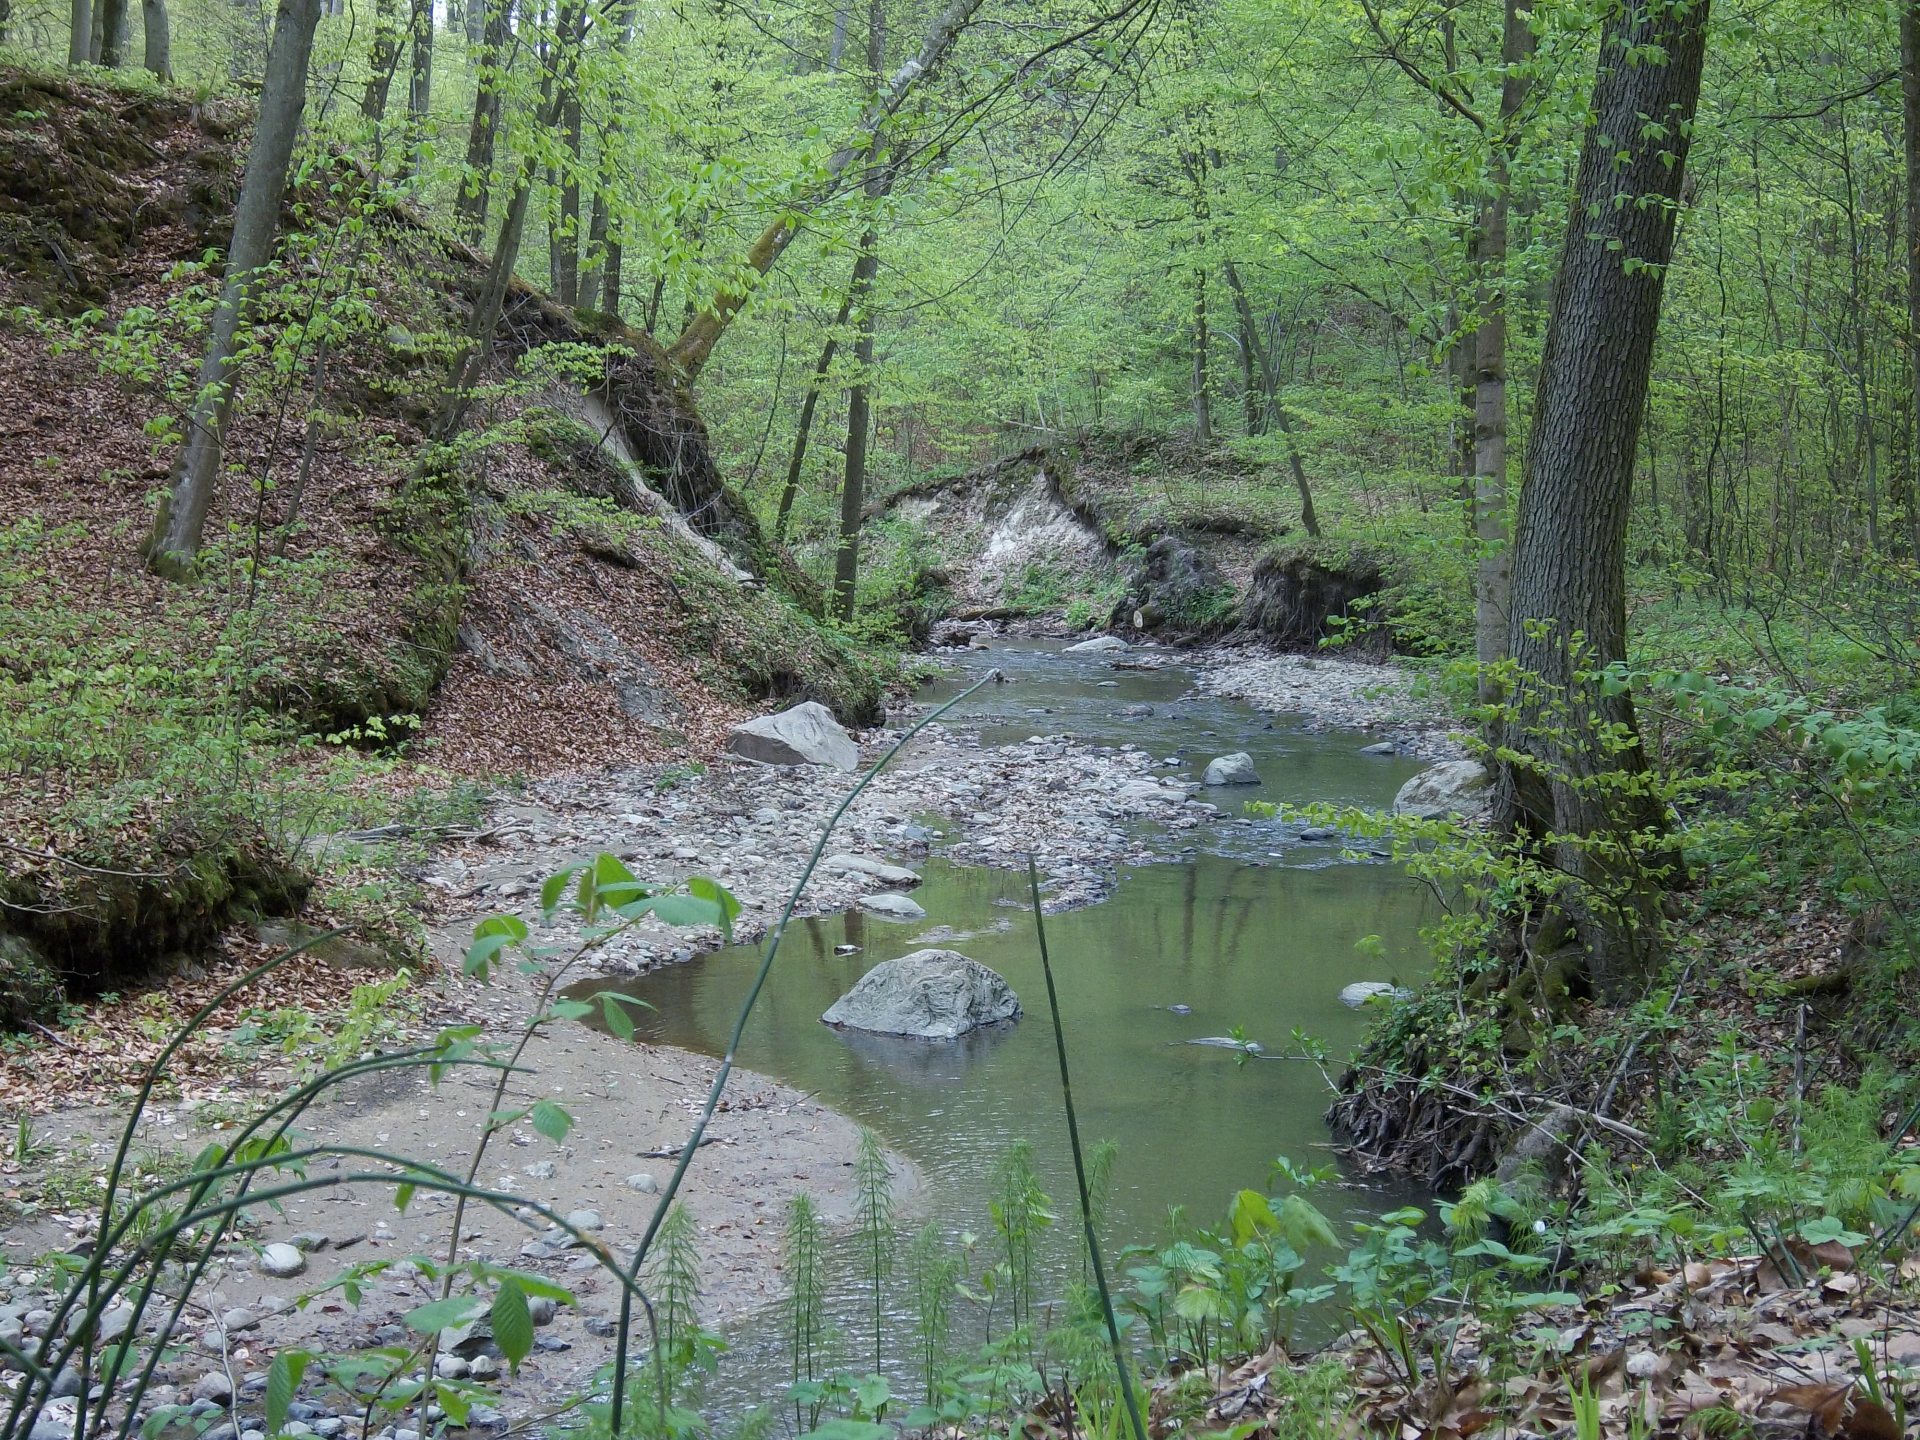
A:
[727,701,859,771]
[1202,752,1261,785]
[822,949,1021,1039]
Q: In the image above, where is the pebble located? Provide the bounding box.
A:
[526,1296,558,1327]
[434,1355,469,1380]
[222,1309,257,1334]
[288,1232,329,1253]
[564,1208,604,1232]
[48,1370,82,1400]
[465,1355,501,1381]
[624,1172,659,1193]
[526,1161,557,1180]
[312,1420,345,1437]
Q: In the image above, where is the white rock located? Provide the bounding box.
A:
[256,1243,306,1279]
[1339,981,1409,1008]
[822,950,1021,1039]
[625,1172,660,1194]
[820,854,921,886]
[1391,760,1491,820]
[860,891,927,920]
[1066,635,1128,653]
[726,701,859,772]
[1202,752,1261,785]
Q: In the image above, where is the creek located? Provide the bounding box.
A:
[578,640,1439,1400]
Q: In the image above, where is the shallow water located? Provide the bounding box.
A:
[574,640,1440,1406]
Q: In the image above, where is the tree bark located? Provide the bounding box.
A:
[1470,0,1534,700]
[1191,265,1213,445]
[453,0,509,240]
[143,0,324,574]
[361,0,402,121]
[1903,0,1920,556]
[1495,0,1711,997]
[666,0,983,380]
[776,292,855,542]
[68,0,92,64]
[405,0,433,177]
[552,85,582,305]
[95,0,127,64]
[141,0,172,78]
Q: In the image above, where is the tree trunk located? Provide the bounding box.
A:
[454,0,508,240]
[1903,0,1920,556]
[68,0,92,64]
[666,0,983,380]
[361,0,401,121]
[141,0,172,78]
[143,0,324,574]
[1223,259,1319,536]
[1495,0,1711,997]
[776,292,855,542]
[405,0,433,177]
[1191,265,1213,445]
[832,0,888,620]
[1470,0,1533,700]
[95,0,127,64]
[553,87,582,305]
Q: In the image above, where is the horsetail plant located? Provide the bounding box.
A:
[854,1126,896,1373]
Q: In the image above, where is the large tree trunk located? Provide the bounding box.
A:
[95,0,127,64]
[143,0,324,574]
[1904,0,1920,557]
[666,0,983,380]
[454,0,509,240]
[1223,259,1320,536]
[68,0,92,63]
[361,0,402,121]
[776,292,855,542]
[141,0,172,78]
[1470,0,1534,700]
[1495,0,1711,997]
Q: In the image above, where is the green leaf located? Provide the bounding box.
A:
[402,1295,486,1335]
[1228,1188,1277,1245]
[266,1350,311,1434]
[641,894,723,929]
[491,1279,533,1371]
[531,1099,573,1143]
[799,1422,892,1440]
[541,866,581,919]
[594,990,652,1040]
[687,876,741,940]
[591,853,647,913]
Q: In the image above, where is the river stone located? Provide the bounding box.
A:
[860,891,927,920]
[1392,760,1491,820]
[821,854,921,886]
[1065,635,1128,653]
[822,950,1021,1039]
[257,1242,306,1278]
[1359,741,1397,757]
[1202,752,1261,785]
[1339,981,1409,1008]
[726,701,859,771]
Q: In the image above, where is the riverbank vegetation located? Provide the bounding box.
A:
[3,0,1920,1433]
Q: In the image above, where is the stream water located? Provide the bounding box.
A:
[579,641,1438,1402]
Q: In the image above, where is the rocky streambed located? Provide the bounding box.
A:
[3,635,1468,1440]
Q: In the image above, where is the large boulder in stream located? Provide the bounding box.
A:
[1202,752,1261,786]
[822,950,1022,1039]
[1392,760,1491,820]
[727,701,859,771]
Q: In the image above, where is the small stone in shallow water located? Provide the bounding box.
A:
[860,891,927,920]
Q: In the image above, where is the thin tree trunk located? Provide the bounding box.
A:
[141,0,171,78]
[361,0,402,121]
[667,0,982,379]
[1496,0,1711,996]
[1223,260,1319,536]
[832,0,888,620]
[1191,265,1213,445]
[1903,0,1920,556]
[405,0,433,178]
[143,0,324,574]
[454,0,508,240]
[776,292,855,542]
[1470,0,1533,700]
[553,87,582,305]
